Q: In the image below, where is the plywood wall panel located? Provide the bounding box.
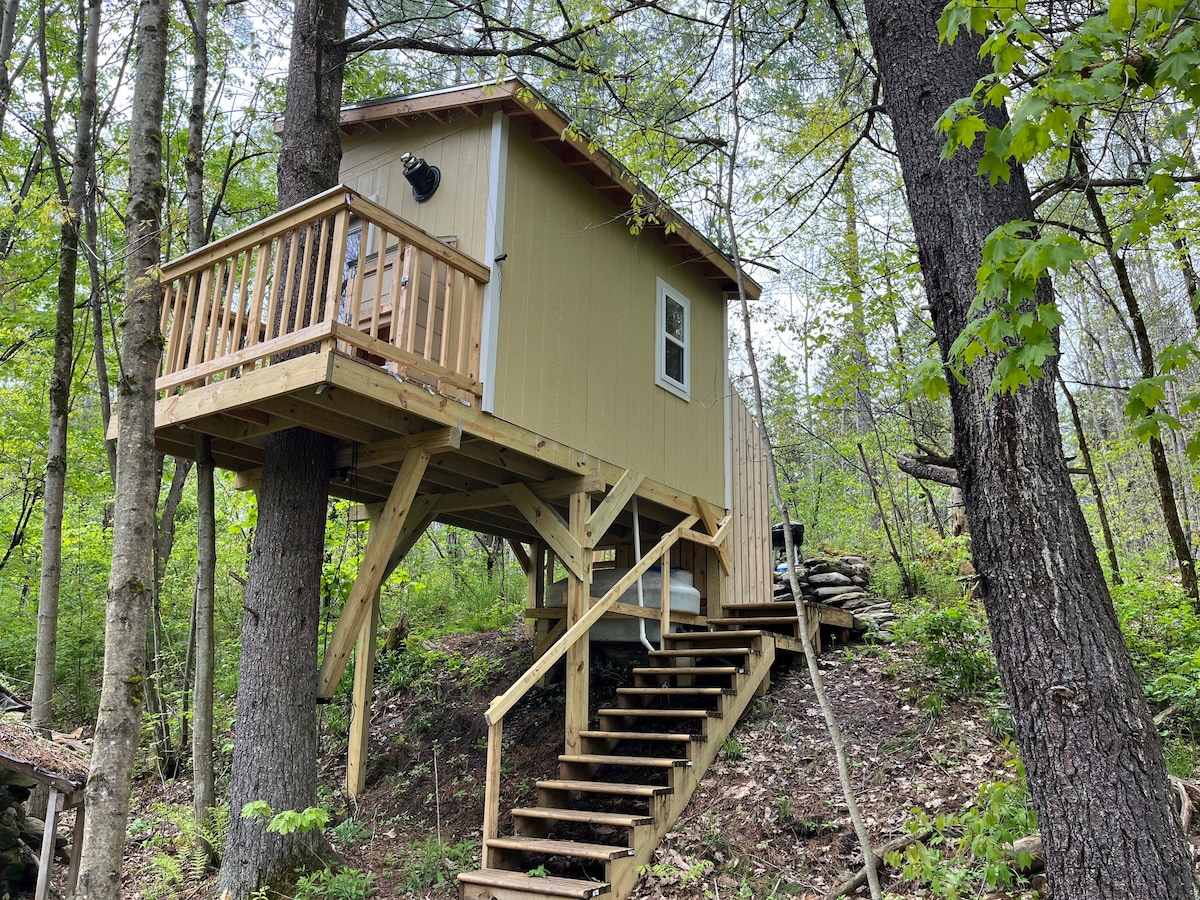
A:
[726,391,772,607]
[493,128,726,504]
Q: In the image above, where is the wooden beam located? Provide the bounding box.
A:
[34,787,60,900]
[347,588,379,798]
[333,423,462,470]
[586,470,644,547]
[435,475,604,514]
[503,483,585,581]
[317,447,431,697]
[508,539,531,574]
[693,497,732,575]
[564,492,592,757]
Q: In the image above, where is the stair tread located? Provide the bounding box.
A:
[538,779,672,796]
[580,730,698,742]
[616,686,729,695]
[648,648,753,658]
[458,868,610,898]
[598,707,712,718]
[487,835,635,861]
[560,753,690,768]
[511,807,654,827]
[723,601,799,612]
[662,629,765,641]
[707,616,798,626]
[633,666,741,676]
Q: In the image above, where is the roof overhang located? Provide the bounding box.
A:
[335,79,763,300]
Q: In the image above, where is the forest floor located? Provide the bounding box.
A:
[116,624,1200,900]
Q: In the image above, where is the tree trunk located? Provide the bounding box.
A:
[862,3,1199,898]
[1069,141,1197,606]
[31,0,100,738]
[73,0,169,891]
[1057,373,1122,585]
[217,429,335,896]
[217,0,347,892]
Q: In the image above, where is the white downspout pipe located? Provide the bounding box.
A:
[630,496,655,651]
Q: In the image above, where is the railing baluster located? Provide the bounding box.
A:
[246,242,271,350]
[155,188,490,400]
[300,223,321,329]
[402,247,421,357]
[368,224,387,339]
[309,215,332,328]
[322,210,350,325]
[217,254,239,359]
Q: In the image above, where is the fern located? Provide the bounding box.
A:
[144,802,231,898]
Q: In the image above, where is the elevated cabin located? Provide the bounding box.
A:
[148,78,831,899]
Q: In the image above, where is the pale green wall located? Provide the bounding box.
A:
[492,127,727,504]
[339,118,492,261]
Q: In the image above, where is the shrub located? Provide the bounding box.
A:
[893,594,998,697]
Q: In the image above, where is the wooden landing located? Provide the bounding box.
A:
[150,348,720,543]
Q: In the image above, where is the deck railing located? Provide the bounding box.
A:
[157,186,490,403]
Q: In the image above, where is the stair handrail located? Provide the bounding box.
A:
[479,514,699,855]
[484,513,698,727]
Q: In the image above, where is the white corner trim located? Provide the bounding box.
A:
[480,111,509,414]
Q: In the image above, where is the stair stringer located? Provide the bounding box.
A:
[605,634,777,900]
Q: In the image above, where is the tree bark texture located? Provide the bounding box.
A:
[218,428,335,897]
[217,0,346,893]
[73,0,168,892]
[862,3,1199,898]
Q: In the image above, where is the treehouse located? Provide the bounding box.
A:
[150,78,851,900]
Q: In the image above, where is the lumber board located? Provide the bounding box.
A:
[332,423,462,470]
[586,470,644,547]
[346,588,378,798]
[318,447,431,697]
[435,475,604,514]
[504,483,585,582]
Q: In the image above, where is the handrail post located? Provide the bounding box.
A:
[564,491,593,757]
[482,719,502,867]
[660,548,672,641]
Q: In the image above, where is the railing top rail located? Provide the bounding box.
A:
[158,185,491,285]
[344,192,491,284]
[484,514,700,726]
[159,186,351,282]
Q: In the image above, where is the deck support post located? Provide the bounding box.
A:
[564,491,592,756]
[347,507,383,799]
[318,447,432,698]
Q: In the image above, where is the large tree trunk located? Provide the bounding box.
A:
[217,0,347,893]
[73,0,169,892]
[862,3,1199,898]
[31,0,100,737]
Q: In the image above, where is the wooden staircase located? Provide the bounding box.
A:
[458,629,776,900]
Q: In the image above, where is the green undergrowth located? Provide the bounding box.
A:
[888,759,1036,899]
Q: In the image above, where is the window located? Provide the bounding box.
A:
[656,279,690,401]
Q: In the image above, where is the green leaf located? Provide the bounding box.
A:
[241,800,273,821]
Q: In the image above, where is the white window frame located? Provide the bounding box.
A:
[655,278,691,402]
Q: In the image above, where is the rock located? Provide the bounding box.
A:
[808,572,853,587]
[851,575,868,586]
[814,585,861,598]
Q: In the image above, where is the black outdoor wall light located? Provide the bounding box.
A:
[401,152,440,202]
